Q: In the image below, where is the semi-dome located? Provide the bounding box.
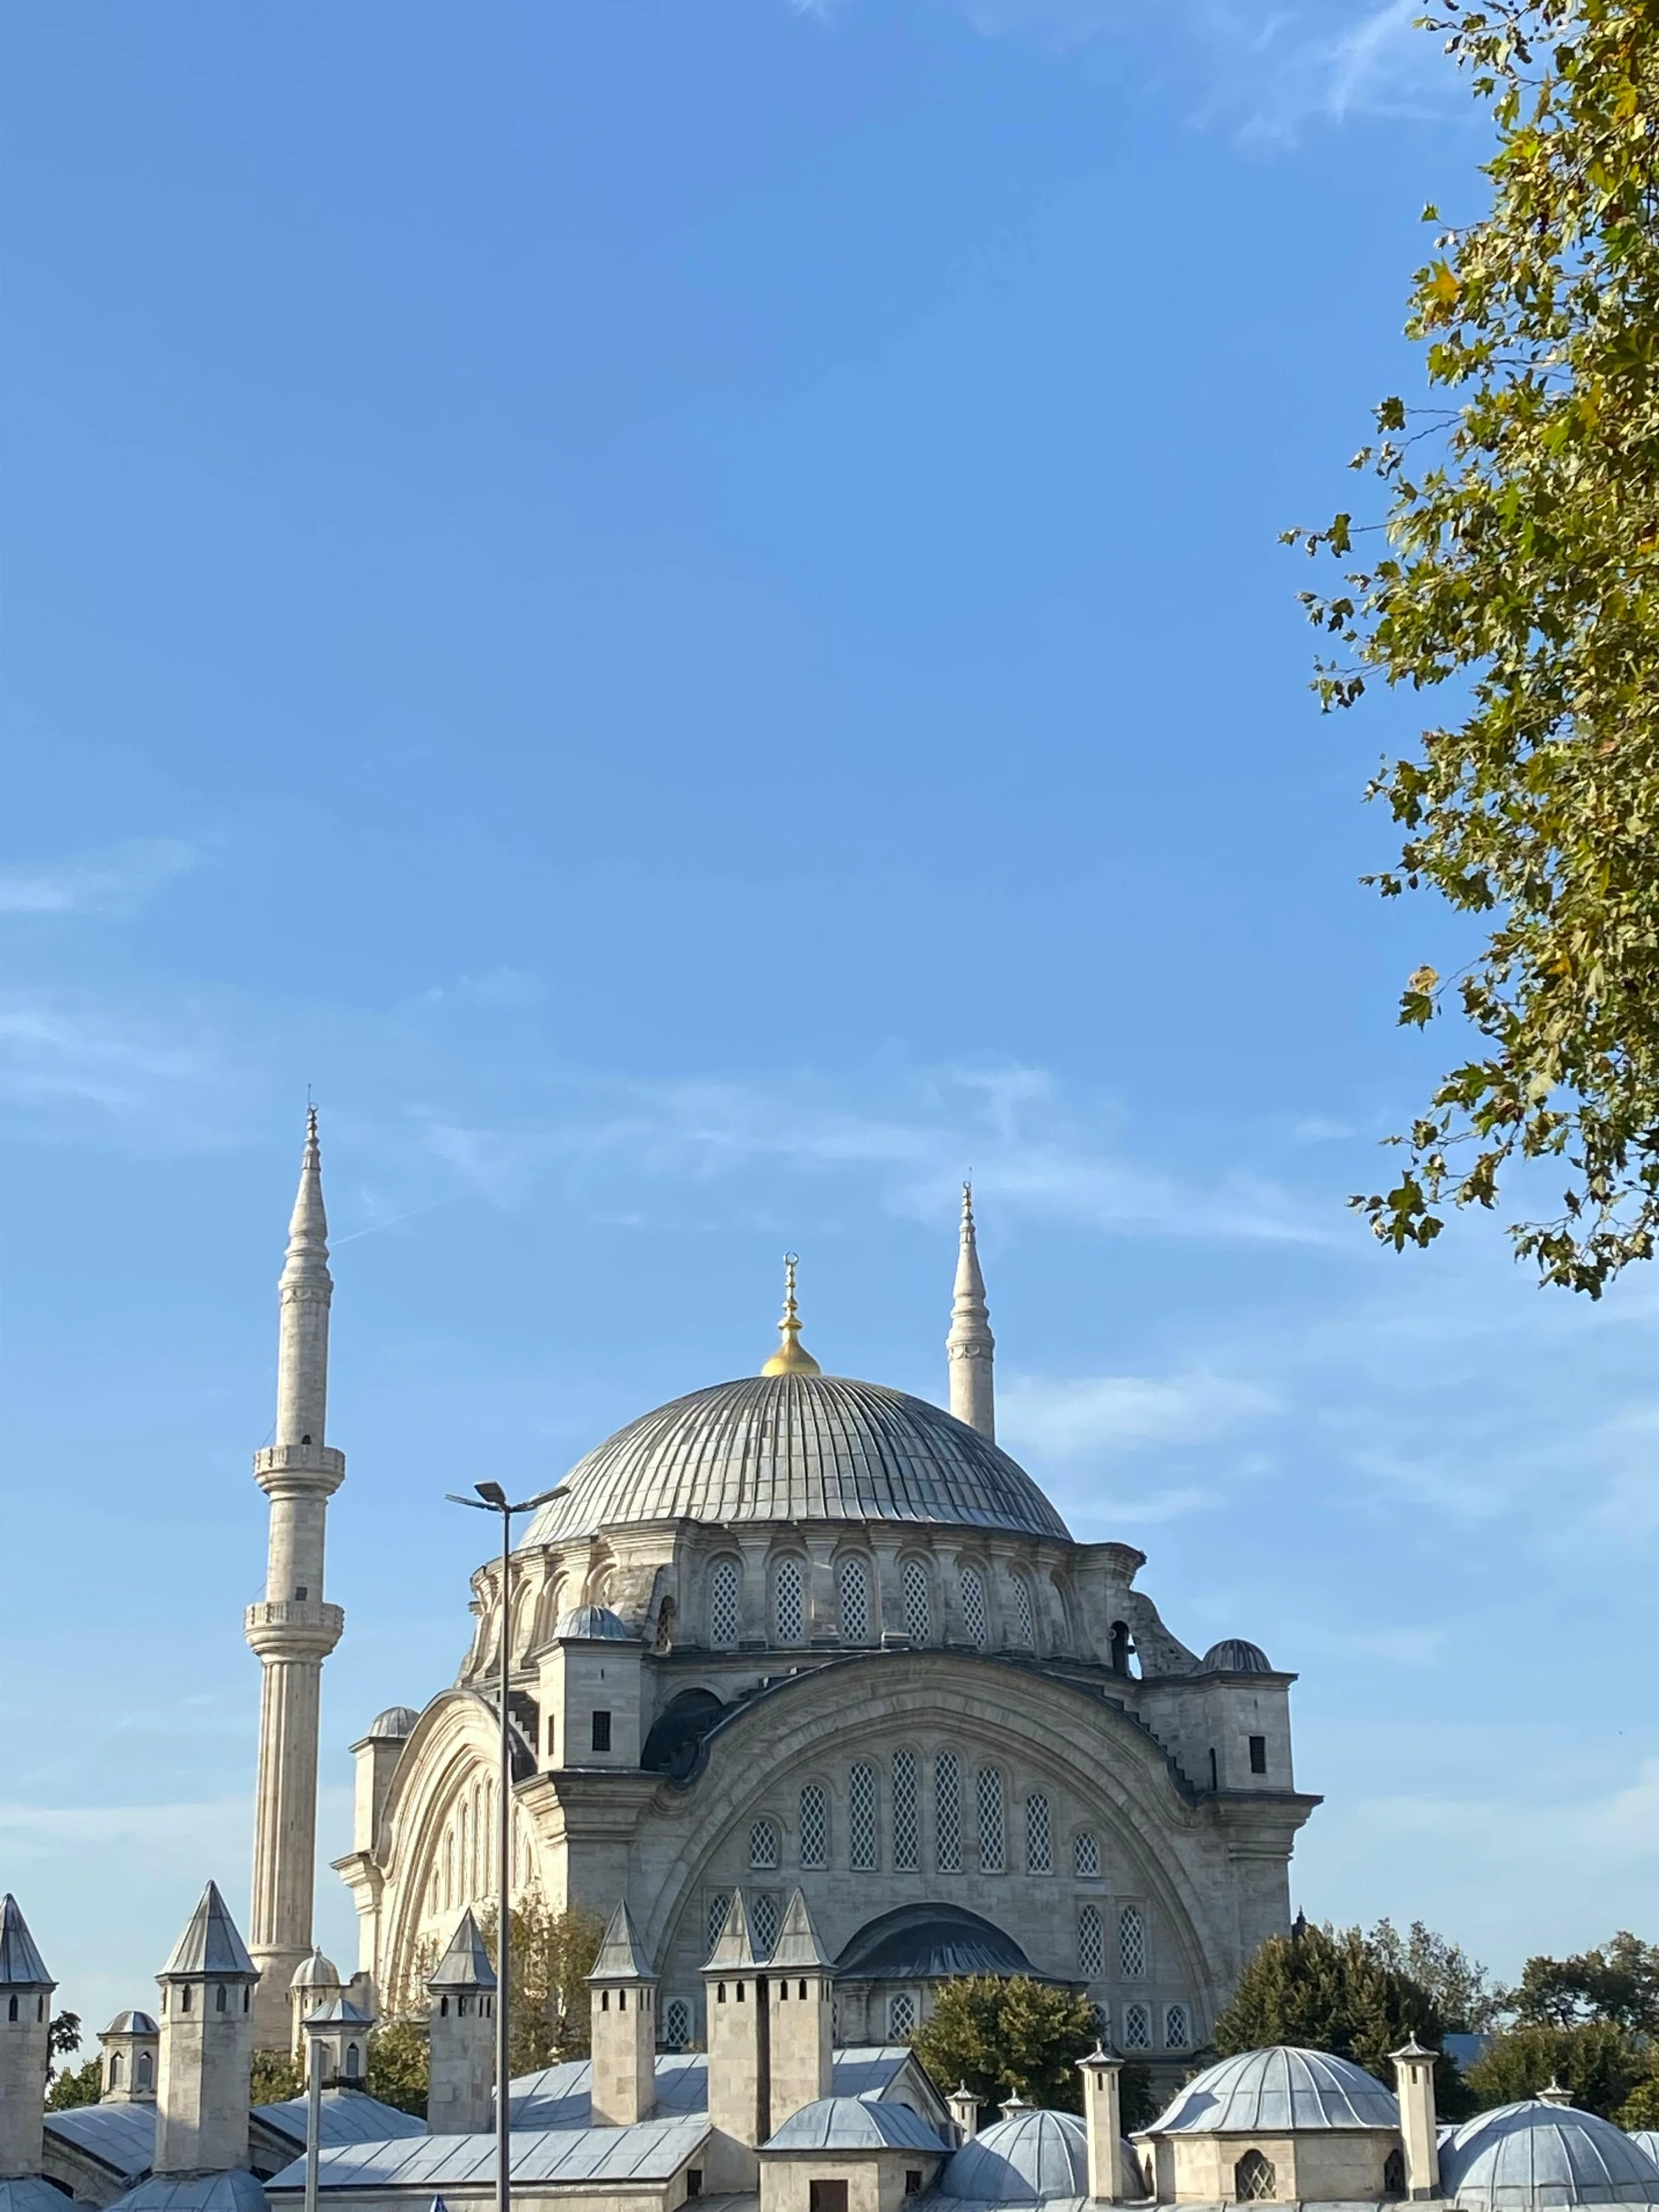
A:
[1201,1639,1274,1675]
[834,1904,1042,1982]
[944,2108,1139,2202]
[367,1706,419,1741]
[1145,2046,1399,2134]
[519,1373,1069,1545]
[1440,2102,1659,2208]
[553,1604,633,1641]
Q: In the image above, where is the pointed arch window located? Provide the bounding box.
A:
[709,1558,741,1648]
[1025,1792,1052,1874]
[706,1892,732,1949]
[801,1784,829,1870]
[849,1762,878,1872]
[959,1566,987,1645]
[1074,1830,1101,1879]
[110,2052,124,2087]
[838,1557,870,1644]
[1010,1577,1035,1646]
[749,1819,781,1871]
[775,1558,806,1645]
[901,1560,930,1644]
[1235,2151,1276,2203]
[1119,1907,1147,1977]
[663,1999,691,2050]
[137,2050,153,2089]
[934,1753,962,1873]
[1077,1905,1104,1976]
[891,1750,919,1873]
[1164,2003,1191,2049]
[975,1767,1005,1873]
[1122,2000,1152,2049]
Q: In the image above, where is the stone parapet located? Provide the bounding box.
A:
[245,1598,345,1660]
[253,1442,346,1493]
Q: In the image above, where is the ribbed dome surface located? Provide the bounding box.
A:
[1440,2104,1659,2207]
[1147,2047,1399,2133]
[520,1374,1069,1543]
[1202,1639,1274,1675]
[944,2110,1139,2202]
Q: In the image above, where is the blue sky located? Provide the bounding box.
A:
[6,0,1655,2032]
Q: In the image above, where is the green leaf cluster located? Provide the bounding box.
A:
[475,1896,608,2074]
[1295,0,1659,1291]
[1214,1922,1476,2116]
[45,2056,102,2110]
[366,2018,430,2117]
[1462,2020,1649,2119]
[908,1974,1152,2126]
[250,2050,303,2105]
[1509,1930,1659,2030]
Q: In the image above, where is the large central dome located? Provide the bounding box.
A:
[519,1372,1069,1544]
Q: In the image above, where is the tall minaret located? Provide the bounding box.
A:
[245,1108,345,2048]
[946,1181,995,1438]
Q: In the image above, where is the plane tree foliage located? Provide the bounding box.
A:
[1294,0,1659,1293]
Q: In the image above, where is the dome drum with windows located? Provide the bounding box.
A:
[330,1196,1316,2066]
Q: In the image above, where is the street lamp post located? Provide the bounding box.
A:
[446,1480,564,2212]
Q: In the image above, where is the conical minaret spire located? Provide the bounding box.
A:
[246,1108,346,2049]
[946,1182,995,1438]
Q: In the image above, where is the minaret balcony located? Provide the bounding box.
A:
[245,1597,345,1660]
[253,1442,346,1493]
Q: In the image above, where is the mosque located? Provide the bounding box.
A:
[4,1113,1659,2212]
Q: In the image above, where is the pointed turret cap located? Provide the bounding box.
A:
[280,1106,330,1291]
[702,1891,760,1972]
[161,1883,257,1980]
[0,1897,53,1989]
[427,1909,497,1992]
[588,1902,656,1984]
[768,1891,830,1973]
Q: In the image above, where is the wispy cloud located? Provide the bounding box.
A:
[0,838,196,917]
[1000,1370,1278,1454]
[0,995,237,1144]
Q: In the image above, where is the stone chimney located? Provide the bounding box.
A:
[1390,2037,1441,2199]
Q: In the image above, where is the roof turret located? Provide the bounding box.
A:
[703,1892,760,1972]
[770,1891,831,1972]
[160,1883,258,1981]
[426,1910,496,1992]
[289,1948,340,1992]
[367,1707,419,1741]
[588,1903,655,1984]
[0,1897,52,1989]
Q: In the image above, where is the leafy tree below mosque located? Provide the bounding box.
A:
[909,1974,1153,2128]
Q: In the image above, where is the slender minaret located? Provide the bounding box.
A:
[245,1109,346,2048]
[946,1182,995,1438]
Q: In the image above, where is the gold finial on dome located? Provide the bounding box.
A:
[762,1252,823,1376]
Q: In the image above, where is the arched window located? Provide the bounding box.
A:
[1110,1621,1131,1674]
[706,1892,732,1948]
[801,1785,829,1869]
[1123,2000,1152,2049]
[959,1565,987,1645]
[975,1767,1005,1873]
[460,1797,471,1898]
[891,1750,919,1873]
[749,1819,781,1871]
[1025,1793,1052,1874]
[1049,1573,1074,1645]
[849,1762,878,1872]
[181,1987,192,2013]
[887,1991,916,2039]
[901,1560,930,1644]
[6,1996,15,2023]
[110,2052,124,2087]
[137,2050,153,2089]
[752,1894,781,1954]
[775,1558,806,1645]
[1119,1906,1147,1978]
[709,1558,742,1648]
[663,1999,691,2050]
[215,1984,227,2013]
[838,1557,870,1644]
[1235,2151,1276,2203]
[1164,2003,1191,2049]
[1077,1905,1104,1976]
[1074,1831,1101,1879]
[1010,1577,1035,1646]
[345,2043,360,2079]
[1383,2149,1405,2195]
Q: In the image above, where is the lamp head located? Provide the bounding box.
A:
[474,1480,508,1507]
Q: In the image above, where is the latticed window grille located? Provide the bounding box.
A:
[662,1999,692,2050]
[1074,1831,1101,1879]
[849,1762,878,1871]
[706,1892,731,1949]
[891,1750,920,1872]
[749,1820,781,1871]
[1164,2004,1191,2050]
[775,1558,806,1644]
[1122,2001,1152,2050]
[887,1992,916,2039]
[800,1785,829,1869]
[1119,1906,1147,1977]
[1011,1577,1035,1645]
[839,1557,870,1643]
[976,1767,1006,1873]
[709,1559,741,1647]
[934,1753,962,1873]
[752,1893,781,1955]
[902,1559,930,1644]
[1025,1793,1052,1874]
[1077,1905,1104,1976]
[1235,2152,1276,2203]
[959,1565,987,1645]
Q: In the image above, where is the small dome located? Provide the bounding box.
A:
[1145,2046,1398,2133]
[1630,2135,1659,2171]
[944,2108,1138,2203]
[367,1706,419,1740]
[289,1948,340,1991]
[102,2011,158,2036]
[554,1605,633,1641]
[1440,2101,1659,2208]
[1201,1639,1274,1675]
